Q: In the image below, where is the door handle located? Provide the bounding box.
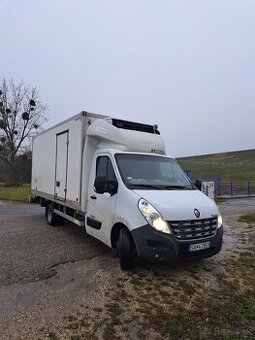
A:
[90,195,97,200]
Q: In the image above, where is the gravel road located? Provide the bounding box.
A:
[0,198,254,339]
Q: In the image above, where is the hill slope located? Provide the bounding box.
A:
[177,149,255,181]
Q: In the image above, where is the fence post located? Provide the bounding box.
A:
[248,180,251,195]
[230,181,233,196]
[218,176,221,196]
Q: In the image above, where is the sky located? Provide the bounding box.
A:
[0,0,254,157]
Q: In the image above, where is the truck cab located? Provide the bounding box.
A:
[85,149,223,270]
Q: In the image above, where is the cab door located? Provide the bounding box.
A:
[86,155,118,246]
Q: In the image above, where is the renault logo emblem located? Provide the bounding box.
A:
[194,209,200,218]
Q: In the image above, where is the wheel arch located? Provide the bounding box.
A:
[111,222,135,249]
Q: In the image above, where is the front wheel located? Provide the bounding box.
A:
[118,228,134,270]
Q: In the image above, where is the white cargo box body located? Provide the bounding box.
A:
[31,112,106,210]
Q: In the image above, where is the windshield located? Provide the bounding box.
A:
[115,154,194,190]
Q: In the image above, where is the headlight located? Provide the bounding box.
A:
[138,198,171,234]
[217,214,223,228]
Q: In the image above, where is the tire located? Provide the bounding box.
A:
[46,203,63,226]
[118,228,134,270]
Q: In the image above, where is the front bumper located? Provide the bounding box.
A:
[131,224,223,262]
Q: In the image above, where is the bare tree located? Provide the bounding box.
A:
[0,78,47,184]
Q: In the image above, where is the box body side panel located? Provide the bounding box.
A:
[32,116,84,207]
[31,131,56,196]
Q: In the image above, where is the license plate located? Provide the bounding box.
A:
[188,241,210,252]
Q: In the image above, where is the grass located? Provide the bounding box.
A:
[131,252,255,339]
[39,248,255,339]
[177,149,255,181]
[239,212,255,223]
[215,197,227,203]
[0,183,30,202]
[112,252,253,338]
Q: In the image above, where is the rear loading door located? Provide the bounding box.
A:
[54,131,69,201]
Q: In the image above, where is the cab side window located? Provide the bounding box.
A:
[96,156,117,181]
[95,156,117,194]
[96,157,107,178]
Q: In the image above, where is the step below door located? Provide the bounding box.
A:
[54,131,69,200]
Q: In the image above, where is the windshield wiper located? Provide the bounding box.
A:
[129,184,166,190]
[129,184,193,190]
[163,185,193,190]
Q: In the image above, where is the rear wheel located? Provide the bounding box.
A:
[118,228,134,270]
[46,203,63,225]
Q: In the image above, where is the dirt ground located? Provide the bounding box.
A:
[0,198,254,340]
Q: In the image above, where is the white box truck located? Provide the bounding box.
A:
[31,111,223,270]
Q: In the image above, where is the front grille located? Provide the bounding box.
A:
[169,217,217,241]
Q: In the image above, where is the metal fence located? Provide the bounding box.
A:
[214,180,255,197]
[184,171,255,197]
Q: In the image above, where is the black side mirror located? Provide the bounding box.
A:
[94,176,118,196]
[195,179,202,191]
[107,180,118,196]
[94,176,107,194]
